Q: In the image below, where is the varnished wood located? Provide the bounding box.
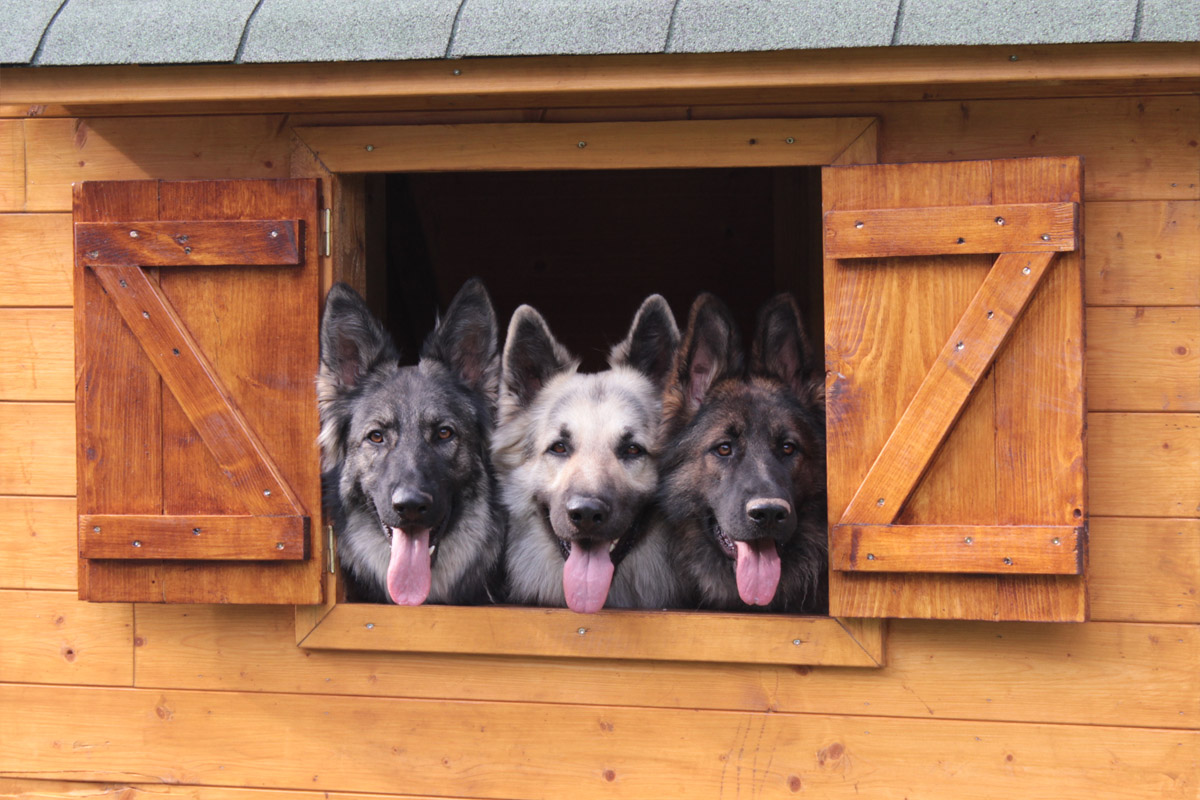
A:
[0,403,75,496]
[0,780,486,800]
[0,308,73,401]
[838,251,1057,527]
[1087,306,1199,411]
[823,203,1076,258]
[1089,517,1200,623]
[76,220,301,267]
[295,118,877,172]
[298,605,883,668]
[79,515,308,561]
[0,214,73,305]
[1089,413,1200,518]
[831,524,1084,574]
[2,683,1194,798]
[1086,200,1200,305]
[0,589,131,686]
[0,119,23,210]
[0,496,77,590]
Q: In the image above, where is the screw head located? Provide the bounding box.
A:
[119,280,127,288]
[129,230,139,238]
[792,639,802,646]
[995,216,1006,225]
[87,250,100,259]
[171,348,180,356]
[1052,537,1061,545]
[964,536,974,545]
[184,246,192,254]
[956,341,965,351]
[365,622,374,629]
[577,141,587,149]
[276,542,284,550]
[1003,557,1013,566]
[93,526,101,532]
[270,230,278,238]
[452,68,462,76]
[263,490,272,497]
[785,137,795,144]
[1009,54,1019,61]
[192,527,201,535]
[876,497,885,506]
[1022,266,1032,275]
[987,310,994,319]
[855,220,864,229]
[142,311,150,318]
[365,145,374,151]
[866,553,876,560]
[132,540,142,547]
[577,627,587,635]
[1040,233,1051,241]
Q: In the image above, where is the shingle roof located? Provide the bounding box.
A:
[2,0,1197,66]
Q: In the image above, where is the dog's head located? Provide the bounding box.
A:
[317,280,499,605]
[494,295,679,612]
[662,293,825,607]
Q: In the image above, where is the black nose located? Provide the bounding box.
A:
[566,497,610,533]
[746,498,791,529]
[392,490,435,526]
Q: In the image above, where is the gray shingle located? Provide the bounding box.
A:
[895,0,1137,46]
[0,0,64,64]
[667,0,899,53]
[449,0,674,57]
[1137,0,1200,42]
[240,0,460,63]
[36,0,259,65]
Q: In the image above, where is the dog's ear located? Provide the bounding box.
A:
[608,294,680,388]
[318,283,397,395]
[499,305,577,416]
[751,292,824,410]
[421,278,500,406]
[664,293,744,423]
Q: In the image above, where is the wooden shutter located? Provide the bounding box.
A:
[822,157,1086,621]
[74,179,324,603]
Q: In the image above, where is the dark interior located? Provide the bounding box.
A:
[368,166,825,366]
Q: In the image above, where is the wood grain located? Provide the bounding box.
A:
[295,118,876,172]
[831,524,1083,574]
[0,496,76,590]
[139,604,1200,729]
[1088,412,1200,517]
[25,116,291,212]
[1089,517,1200,623]
[80,515,307,561]
[0,403,75,496]
[0,779,484,800]
[0,214,73,305]
[823,203,1076,258]
[0,589,132,686]
[298,605,882,668]
[0,119,23,211]
[1086,306,1199,411]
[1086,200,1200,306]
[1,684,1194,799]
[0,308,73,401]
[77,220,301,267]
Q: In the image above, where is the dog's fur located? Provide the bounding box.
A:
[317,280,503,605]
[660,293,827,613]
[493,297,682,612]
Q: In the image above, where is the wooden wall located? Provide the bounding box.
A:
[0,84,1197,798]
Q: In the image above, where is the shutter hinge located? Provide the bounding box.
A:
[326,524,336,574]
[320,208,332,258]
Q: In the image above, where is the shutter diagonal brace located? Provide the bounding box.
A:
[90,264,304,518]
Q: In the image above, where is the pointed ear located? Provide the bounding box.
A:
[751,292,820,402]
[500,305,577,415]
[664,293,743,421]
[421,278,500,405]
[318,282,397,396]
[608,294,679,388]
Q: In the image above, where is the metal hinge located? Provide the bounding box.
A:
[326,524,336,574]
[320,208,332,258]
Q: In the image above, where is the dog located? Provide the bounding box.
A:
[317,280,503,605]
[492,296,682,613]
[659,293,827,613]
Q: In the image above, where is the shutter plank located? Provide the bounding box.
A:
[77,220,301,267]
[823,202,1076,258]
[830,524,1084,574]
[79,515,308,560]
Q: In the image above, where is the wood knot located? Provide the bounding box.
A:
[788,775,802,792]
[603,769,616,782]
[817,742,845,765]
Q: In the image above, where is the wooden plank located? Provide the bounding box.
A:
[2,684,1195,799]
[0,214,73,306]
[1089,517,1200,623]
[823,203,1077,258]
[77,220,302,267]
[80,515,308,561]
[298,605,882,668]
[3,43,1199,113]
[1089,413,1200,518]
[294,118,876,172]
[140,604,1200,730]
[1087,306,1199,411]
[25,116,292,212]
[0,496,77,590]
[0,119,25,210]
[831,525,1083,574]
[0,403,74,496]
[0,779,483,800]
[0,308,73,401]
[0,590,132,686]
[1086,201,1200,306]
[839,251,1057,526]
[90,264,302,516]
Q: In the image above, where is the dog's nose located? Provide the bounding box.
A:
[566,496,610,533]
[392,490,435,526]
[746,498,792,529]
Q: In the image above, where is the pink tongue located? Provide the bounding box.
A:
[734,539,781,606]
[562,541,615,614]
[386,527,431,606]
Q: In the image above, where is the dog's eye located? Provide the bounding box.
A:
[367,430,384,444]
[437,426,455,441]
[622,443,644,457]
[781,441,797,456]
[548,441,568,455]
[714,442,733,457]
